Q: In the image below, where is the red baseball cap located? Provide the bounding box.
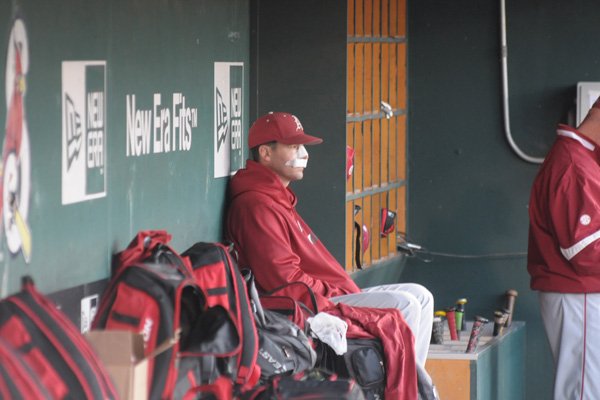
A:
[248,112,323,148]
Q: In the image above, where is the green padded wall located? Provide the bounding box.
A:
[0,0,249,297]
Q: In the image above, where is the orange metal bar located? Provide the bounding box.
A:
[381,0,389,37]
[397,186,406,236]
[381,117,389,184]
[398,115,406,180]
[371,193,381,262]
[354,122,364,192]
[398,0,406,37]
[373,0,381,37]
[372,43,381,112]
[346,123,354,194]
[372,116,381,187]
[397,43,407,110]
[347,44,355,115]
[389,43,397,109]
[355,0,364,37]
[390,0,397,37]
[387,188,397,256]
[364,0,373,36]
[381,43,389,106]
[348,0,355,36]
[363,120,372,189]
[364,43,373,114]
[389,116,397,182]
[346,200,355,271]
[355,43,364,115]
[363,195,372,266]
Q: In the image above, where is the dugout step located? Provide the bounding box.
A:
[425,321,525,400]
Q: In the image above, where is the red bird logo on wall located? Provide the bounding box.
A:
[3,17,32,263]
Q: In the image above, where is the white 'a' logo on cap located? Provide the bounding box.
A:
[292,115,303,131]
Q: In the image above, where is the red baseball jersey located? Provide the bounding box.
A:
[528,125,600,292]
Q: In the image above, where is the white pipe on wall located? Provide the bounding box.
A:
[500,0,545,164]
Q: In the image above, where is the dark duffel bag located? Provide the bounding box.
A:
[241,368,366,400]
[242,270,316,381]
[315,338,386,400]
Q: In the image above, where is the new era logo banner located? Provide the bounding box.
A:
[61,61,107,205]
[214,62,244,178]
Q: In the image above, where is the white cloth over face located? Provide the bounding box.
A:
[539,292,600,400]
[307,312,348,355]
[284,145,309,168]
[331,282,434,367]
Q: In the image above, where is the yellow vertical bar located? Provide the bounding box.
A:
[363,120,372,189]
[373,0,381,37]
[381,43,389,105]
[398,0,406,37]
[354,197,364,270]
[381,117,389,184]
[355,43,364,116]
[389,116,397,182]
[389,43,397,109]
[355,0,364,37]
[372,43,381,112]
[346,201,354,271]
[363,195,372,266]
[398,43,407,111]
[398,115,406,180]
[346,123,354,194]
[381,0,389,37]
[390,0,397,37]
[397,186,406,237]
[348,0,355,36]
[372,116,381,187]
[354,122,364,192]
[388,188,397,256]
[364,0,373,36]
[347,44,355,115]
[364,43,373,114]
[371,193,381,262]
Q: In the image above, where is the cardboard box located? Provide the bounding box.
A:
[86,330,149,400]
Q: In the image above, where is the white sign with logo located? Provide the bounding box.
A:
[61,61,107,205]
[214,62,244,178]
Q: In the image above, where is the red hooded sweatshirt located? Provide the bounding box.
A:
[227,161,417,399]
[226,161,360,310]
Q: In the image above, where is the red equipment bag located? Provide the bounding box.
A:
[182,242,261,393]
[0,336,53,399]
[94,231,241,399]
[0,277,118,399]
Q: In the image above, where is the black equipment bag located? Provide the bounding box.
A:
[315,338,386,400]
[241,369,366,400]
[182,242,261,392]
[95,231,244,399]
[0,277,118,399]
[242,270,317,382]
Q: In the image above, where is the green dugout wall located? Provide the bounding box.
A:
[0,0,249,310]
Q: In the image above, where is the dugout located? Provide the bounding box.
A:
[0,1,597,398]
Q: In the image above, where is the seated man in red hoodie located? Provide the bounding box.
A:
[226,111,434,368]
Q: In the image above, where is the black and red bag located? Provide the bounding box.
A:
[241,369,366,400]
[0,277,118,400]
[93,231,230,399]
[0,336,52,399]
[182,242,261,392]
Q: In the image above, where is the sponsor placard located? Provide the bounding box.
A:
[61,61,107,205]
[214,62,244,178]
